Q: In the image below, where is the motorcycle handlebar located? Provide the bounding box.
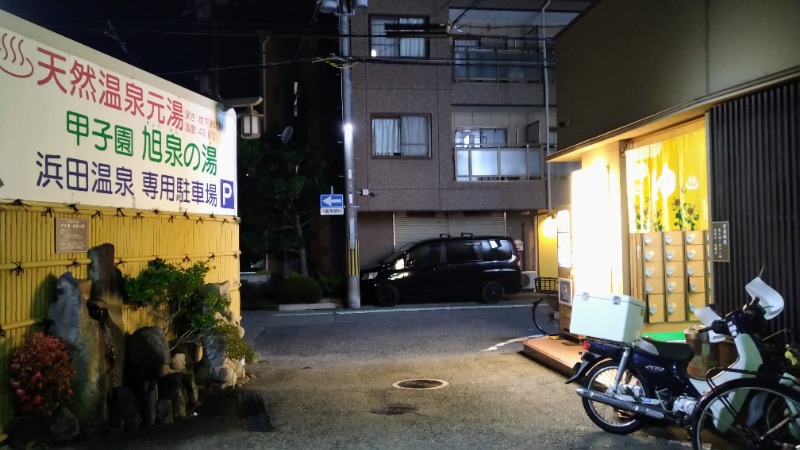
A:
[695,319,728,335]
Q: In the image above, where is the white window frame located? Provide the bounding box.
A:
[372,114,431,158]
[455,128,507,148]
[370,16,428,58]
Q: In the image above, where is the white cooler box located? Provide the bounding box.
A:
[570,292,646,344]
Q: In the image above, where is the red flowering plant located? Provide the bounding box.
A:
[8,332,76,416]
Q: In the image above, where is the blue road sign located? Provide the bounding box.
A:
[320,194,344,208]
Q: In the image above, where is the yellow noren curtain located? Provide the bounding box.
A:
[626,128,708,232]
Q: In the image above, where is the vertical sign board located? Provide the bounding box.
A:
[558,278,572,305]
[0,11,238,215]
[711,221,730,262]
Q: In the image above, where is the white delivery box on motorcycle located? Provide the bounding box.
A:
[570,292,646,344]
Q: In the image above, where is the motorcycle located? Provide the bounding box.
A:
[565,275,786,435]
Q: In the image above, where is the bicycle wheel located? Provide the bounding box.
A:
[691,378,800,449]
[532,297,560,336]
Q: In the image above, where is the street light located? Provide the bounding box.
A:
[319,0,367,309]
[221,96,263,140]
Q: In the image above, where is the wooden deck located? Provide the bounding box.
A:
[521,335,584,377]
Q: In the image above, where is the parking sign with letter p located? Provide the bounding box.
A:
[221,179,235,209]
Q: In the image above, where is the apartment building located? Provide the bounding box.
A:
[346,0,590,273]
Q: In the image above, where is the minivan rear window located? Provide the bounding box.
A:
[482,239,513,261]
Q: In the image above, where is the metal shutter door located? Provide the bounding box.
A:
[394,213,449,249]
[448,212,506,237]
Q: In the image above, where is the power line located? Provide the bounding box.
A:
[43,21,558,42]
[156,53,555,77]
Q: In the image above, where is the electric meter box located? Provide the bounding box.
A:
[570,292,646,344]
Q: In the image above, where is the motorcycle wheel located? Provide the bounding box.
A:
[581,360,651,434]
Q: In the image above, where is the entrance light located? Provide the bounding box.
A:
[220,96,263,140]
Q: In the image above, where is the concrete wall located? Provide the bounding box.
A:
[357,212,395,268]
[556,0,800,150]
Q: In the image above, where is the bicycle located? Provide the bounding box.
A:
[691,369,800,449]
[532,296,560,336]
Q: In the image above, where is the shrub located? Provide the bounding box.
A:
[317,274,344,298]
[240,279,271,303]
[9,332,75,416]
[215,323,258,364]
[124,259,229,349]
[273,274,322,304]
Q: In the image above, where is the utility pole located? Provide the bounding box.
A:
[319,0,367,308]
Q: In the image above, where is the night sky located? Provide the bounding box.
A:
[0,0,333,101]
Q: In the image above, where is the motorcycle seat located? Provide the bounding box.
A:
[637,337,694,362]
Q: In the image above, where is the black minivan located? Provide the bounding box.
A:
[360,235,522,306]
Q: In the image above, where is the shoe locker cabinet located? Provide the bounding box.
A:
[631,231,712,324]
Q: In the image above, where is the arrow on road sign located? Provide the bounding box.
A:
[320,194,344,208]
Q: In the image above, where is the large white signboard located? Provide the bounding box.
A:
[0,10,237,215]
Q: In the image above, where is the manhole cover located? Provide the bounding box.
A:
[392,379,449,390]
[371,404,417,415]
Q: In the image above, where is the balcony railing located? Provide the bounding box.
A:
[454,144,577,181]
[453,46,555,83]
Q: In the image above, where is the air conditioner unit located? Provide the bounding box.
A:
[521,271,538,290]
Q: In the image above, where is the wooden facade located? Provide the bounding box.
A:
[709,80,800,335]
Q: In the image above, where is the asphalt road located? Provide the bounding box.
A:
[234,300,691,449]
[68,299,693,449]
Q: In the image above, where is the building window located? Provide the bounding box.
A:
[455,127,535,181]
[370,16,428,58]
[453,37,548,83]
[455,128,507,147]
[453,126,576,181]
[372,115,430,157]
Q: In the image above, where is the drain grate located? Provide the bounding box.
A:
[239,390,273,432]
[371,404,417,415]
[392,379,449,390]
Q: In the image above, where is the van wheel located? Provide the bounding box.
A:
[481,281,504,303]
[376,285,399,307]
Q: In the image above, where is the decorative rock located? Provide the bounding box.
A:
[111,386,142,432]
[159,373,188,419]
[172,343,199,374]
[46,406,80,443]
[193,357,213,386]
[49,272,107,430]
[48,272,88,344]
[198,282,248,388]
[5,415,46,449]
[88,243,126,388]
[140,380,158,427]
[127,326,170,366]
[170,352,187,373]
[179,374,200,412]
[156,399,174,425]
[126,326,172,386]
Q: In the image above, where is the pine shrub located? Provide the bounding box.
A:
[273,275,322,304]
